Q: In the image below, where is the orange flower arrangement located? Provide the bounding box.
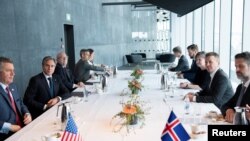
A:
[111,94,148,133]
[128,79,142,94]
[130,68,143,79]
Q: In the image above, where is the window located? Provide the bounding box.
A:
[230,0,244,83]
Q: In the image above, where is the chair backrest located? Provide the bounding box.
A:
[125,55,133,63]
[131,55,143,64]
[155,53,161,60]
[131,53,146,59]
[159,54,176,63]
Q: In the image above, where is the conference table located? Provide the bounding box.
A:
[6,70,229,141]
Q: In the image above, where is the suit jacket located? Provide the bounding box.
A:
[193,68,210,90]
[54,63,77,92]
[169,55,189,72]
[0,83,29,140]
[221,84,250,116]
[23,73,70,119]
[74,59,104,83]
[196,69,234,110]
[182,59,199,83]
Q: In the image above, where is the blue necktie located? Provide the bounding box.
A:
[48,77,54,97]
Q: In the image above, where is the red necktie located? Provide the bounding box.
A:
[6,87,22,126]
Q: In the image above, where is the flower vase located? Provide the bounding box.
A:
[129,114,138,125]
[131,89,139,95]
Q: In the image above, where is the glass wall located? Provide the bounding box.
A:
[170,0,250,85]
[193,8,202,48]
[204,2,214,52]
[230,0,244,83]
[243,0,250,52]
[213,0,220,53]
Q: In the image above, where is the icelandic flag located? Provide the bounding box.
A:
[161,110,190,141]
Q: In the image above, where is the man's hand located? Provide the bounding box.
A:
[176,72,184,78]
[47,97,59,108]
[246,104,250,120]
[225,108,235,123]
[10,125,21,132]
[77,82,85,87]
[186,93,194,102]
[23,113,32,125]
[180,82,188,88]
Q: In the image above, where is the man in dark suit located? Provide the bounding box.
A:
[23,56,70,119]
[185,52,234,110]
[177,44,199,83]
[74,49,105,83]
[0,57,32,140]
[221,52,250,123]
[169,46,189,72]
[54,51,84,92]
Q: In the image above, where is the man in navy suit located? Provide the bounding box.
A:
[23,56,70,119]
[54,51,84,92]
[0,57,32,140]
[185,52,234,110]
[221,52,250,123]
[169,46,189,72]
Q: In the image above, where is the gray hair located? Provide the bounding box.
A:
[0,57,13,71]
[42,56,56,66]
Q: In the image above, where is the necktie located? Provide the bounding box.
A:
[208,75,212,89]
[6,87,22,126]
[48,77,54,97]
[236,85,247,106]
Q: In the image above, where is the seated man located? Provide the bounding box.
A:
[0,57,32,140]
[24,56,70,119]
[74,49,105,83]
[177,44,199,83]
[185,52,234,110]
[169,46,189,72]
[221,52,250,123]
[54,51,84,92]
[180,51,209,90]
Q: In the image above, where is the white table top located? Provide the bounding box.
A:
[6,70,228,141]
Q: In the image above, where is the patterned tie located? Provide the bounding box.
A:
[6,87,22,126]
[48,77,54,97]
[236,85,247,106]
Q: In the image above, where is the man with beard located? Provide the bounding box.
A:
[177,44,199,82]
[221,51,250,123]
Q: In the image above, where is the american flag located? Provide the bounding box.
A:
[161,110,190,141]
[61,113,83,141]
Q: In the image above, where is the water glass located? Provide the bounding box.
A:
[83,87,88,102]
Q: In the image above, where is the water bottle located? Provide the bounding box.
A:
[184,97,190,115]
[83,87,88,102]
[233,107,248,125]
[161,73,165,90]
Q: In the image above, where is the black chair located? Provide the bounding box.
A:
[131,55,143,64]
[131,53,146,60]
[159,53,176,63]
[155,53,161,60]
[125,55,133,66]
[125,55,143,66]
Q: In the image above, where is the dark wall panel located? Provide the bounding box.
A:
[0,0,133,94]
